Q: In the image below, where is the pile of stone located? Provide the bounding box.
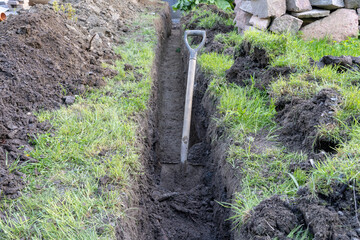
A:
[0,0,30,13]
[234,0,359,41]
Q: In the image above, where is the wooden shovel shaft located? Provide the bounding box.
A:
[181,30,206,165]
[181,58,196,164]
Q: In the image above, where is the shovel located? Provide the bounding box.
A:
[181,30,206,165]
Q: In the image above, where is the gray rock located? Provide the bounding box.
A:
[251,0,287,18]
[310,0,344,9]
[234,8,252,32]
[292,9,330,18]
[270,14,303,33]
[239,0,252,13]
[287,0,312,12]
[249,15,271,30]
[301,8,359,41]
[244,25,256,32]
[63,96,76,105]
[345,0,360,8]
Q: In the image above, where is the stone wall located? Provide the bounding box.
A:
[234,0,360,41]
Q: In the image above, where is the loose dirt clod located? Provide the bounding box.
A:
[240,196,299,240]
[226,42,294,90]
[276,88,341,154]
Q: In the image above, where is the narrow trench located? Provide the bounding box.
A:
[143,23,231,239]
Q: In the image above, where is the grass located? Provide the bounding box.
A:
[188,8,233,29]
[0,13,157,239]
[214,31,244,50]
[286,225,313,240]
[216,84,275,133]
[189,6,360,239]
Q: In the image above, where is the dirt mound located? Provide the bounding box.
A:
[297,198,346,240]
[240,185,360,240]
[240,196,298,240]
[311,55,360,72]
[61,0,140,54]
[226,42,294,90]
[275,88,341,154]
[0,6,116,198]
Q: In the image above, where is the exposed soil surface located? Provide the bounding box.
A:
[0,6,118,199]
[156,27,185,165]
[276,88,341,154]
[61,0,141,54]
[226,42,295,90]
[240,185,360,240]
[140,25,231,239]
[311,55,360,72]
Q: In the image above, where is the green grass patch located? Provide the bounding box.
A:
[0,13,157,239]
[243,30,360,71]
[216,84,276,133]
[214,31,244,50]
[198,52,233,78]
[188,8,233,29]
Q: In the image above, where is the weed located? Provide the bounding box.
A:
[173,0,234,11]
[53,1,77,21]
[188,8,233,29]
[287,225,313,240]
[214,31,244,49]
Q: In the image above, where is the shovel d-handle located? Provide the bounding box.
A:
[184,30,206,60]
[181,30,206,165]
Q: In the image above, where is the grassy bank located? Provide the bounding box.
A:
[187,6,360,238]
[0,13,158,239]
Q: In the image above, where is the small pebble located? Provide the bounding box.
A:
[63,96,76,105]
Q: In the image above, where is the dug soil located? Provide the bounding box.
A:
[0,6,118,199]
[139,24,232,239]
[0,0,145,200]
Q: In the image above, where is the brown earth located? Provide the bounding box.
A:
[240,185,360,240]
[226,42,295,91]
[139,24,232,239]
[0,5,121,198]
[276,88,341,154]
